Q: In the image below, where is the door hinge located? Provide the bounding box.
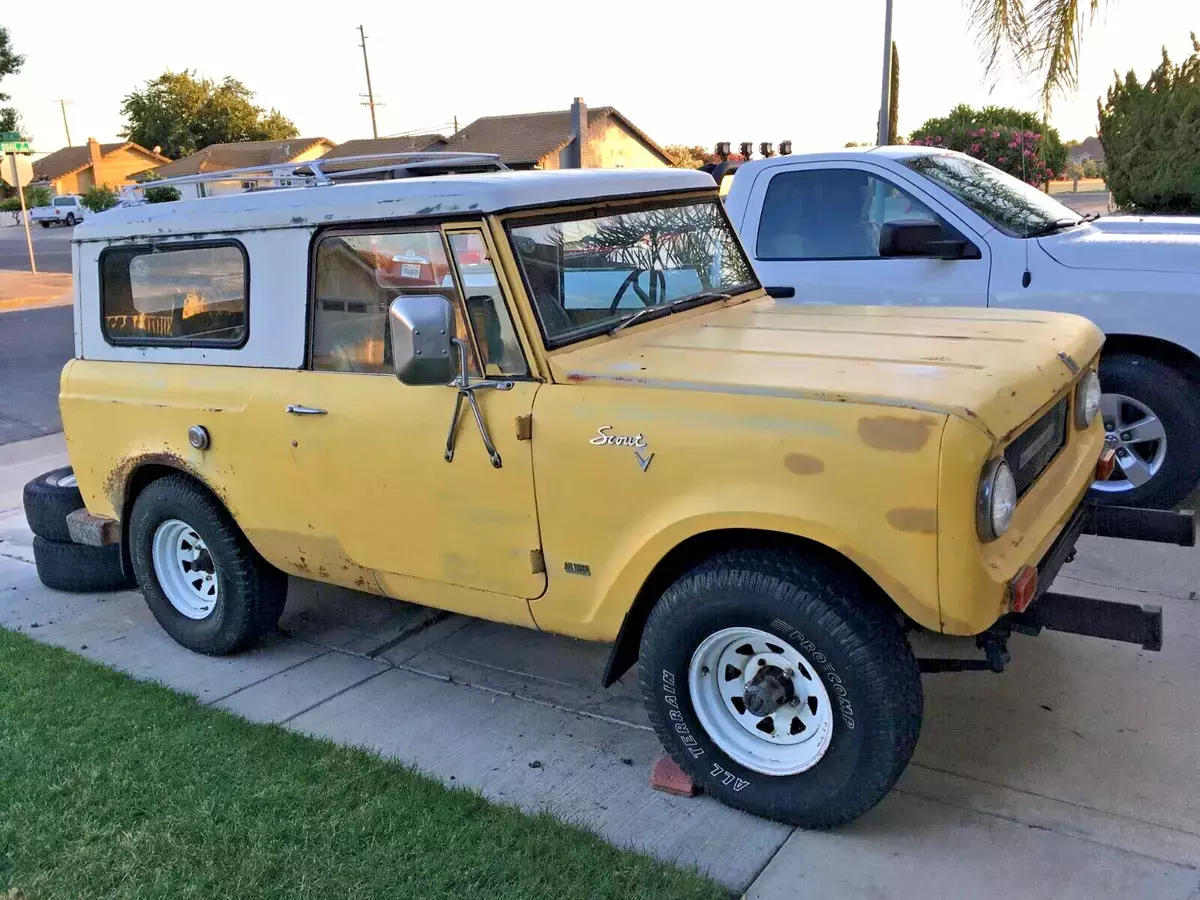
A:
[530,549,546,574]
[515,414,533,441]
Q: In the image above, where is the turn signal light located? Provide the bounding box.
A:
[1010,565,1038,613]
[1096,448,1117,482]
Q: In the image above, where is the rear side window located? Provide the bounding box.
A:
[101,243,248,346]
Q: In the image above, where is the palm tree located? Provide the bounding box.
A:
[968,0,1104,113]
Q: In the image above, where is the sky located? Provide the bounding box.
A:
[3,0,1197,157]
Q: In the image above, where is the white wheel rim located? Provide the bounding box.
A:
[688,626,834,776]
[1093,392,1168,493]
[46,471,77,489]
[151,518,219,620]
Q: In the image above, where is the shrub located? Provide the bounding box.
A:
[80,184,119,213]
[910,104,1066,186]
[1099,34,1200,213]
[24,184,51,207]
[143,184,181,203]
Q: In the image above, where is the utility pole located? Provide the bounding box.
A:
[358,24,379,139]
[453,115,459,134]
[876,0,894,146]
[54,99,73,145]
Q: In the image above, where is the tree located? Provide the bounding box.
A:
[887,41,900,145]
[910,103,1067,183]
[120,70,298,159]
[663,145,712,169]
[24,184,50,207]
[1099,34,1200,212]
[0,25,26,136]
[143,184,181,203]
[968,0,1106,113]
[81,184,119,213]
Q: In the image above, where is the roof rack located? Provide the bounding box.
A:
[121,151,506,201]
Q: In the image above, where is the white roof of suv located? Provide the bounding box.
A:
[73,168,715,242]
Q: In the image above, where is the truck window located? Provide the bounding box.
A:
[311,228,488,376]
[53,197,76,207]
[447,232,527,377]
[757,169,938,260]
[101,242,247,346]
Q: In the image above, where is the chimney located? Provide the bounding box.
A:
[570,97,590,168]
[87,137,102,169]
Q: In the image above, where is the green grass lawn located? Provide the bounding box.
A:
[0,629,726,900]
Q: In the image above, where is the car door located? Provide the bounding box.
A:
[285,221,545,600]
[740,160,991,307]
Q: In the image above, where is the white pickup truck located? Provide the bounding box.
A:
[31,194,87,227]
[722,146,1200,509]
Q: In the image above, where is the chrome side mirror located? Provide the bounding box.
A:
[387,294,456,386]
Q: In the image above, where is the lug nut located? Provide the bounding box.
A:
[700,666,709,676]
[1120,431,1132,442]
[758,659,766,667]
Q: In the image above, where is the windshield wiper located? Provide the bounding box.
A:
[608,292,731,335]
[1024,217,1085,238]
[608,305,670,335]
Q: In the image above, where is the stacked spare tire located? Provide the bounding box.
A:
[23,467,134,593]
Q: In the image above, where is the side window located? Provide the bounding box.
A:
[756,169,939,261]
[101,242,247,345]
[447,232,527,377]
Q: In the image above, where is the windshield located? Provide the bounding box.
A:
[509,198,758,347]
[898,153,1081,237]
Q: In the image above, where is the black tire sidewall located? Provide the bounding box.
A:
[130,482,251,653]
[23,467,84,542]
[1095,353,1200,509]
[641,565,913,825]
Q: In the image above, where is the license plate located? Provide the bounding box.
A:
[400,263,421,279]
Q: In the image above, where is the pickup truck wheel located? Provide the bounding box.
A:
[65,213,76,226]
[39,221,50,228]
[129,474,287,655]
[638,549,922,828]
[1092,354,1200,509]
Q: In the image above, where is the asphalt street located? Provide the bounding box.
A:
[0,223,73,273]
[0,305,74,445]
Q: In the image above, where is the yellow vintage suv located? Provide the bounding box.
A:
[53,154,1189,828]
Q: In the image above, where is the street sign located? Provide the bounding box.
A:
[0,141,32,153]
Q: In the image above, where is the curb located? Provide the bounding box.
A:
[0,295,72,313]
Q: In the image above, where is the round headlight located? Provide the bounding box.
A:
[1075,370,1102,429]
[978,459,1018,541]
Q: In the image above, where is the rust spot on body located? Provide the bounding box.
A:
[886,508,937,534]
[784,453,825,475]
[857,416,938,453]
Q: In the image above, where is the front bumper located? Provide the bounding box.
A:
[919,502,1193,672]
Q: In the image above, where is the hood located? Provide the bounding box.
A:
[1039,216,1200,275]
[550,299,1103,441]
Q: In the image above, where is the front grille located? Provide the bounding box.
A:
[1004,396,1069,497]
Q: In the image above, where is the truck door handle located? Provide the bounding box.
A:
[765,286,795,299]
[286,404,327,416]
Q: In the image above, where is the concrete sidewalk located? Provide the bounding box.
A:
[0,270,72,311]
[1,434,1198,899]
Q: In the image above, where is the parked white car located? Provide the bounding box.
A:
[723,147,1200,509]
[31,194,87,227]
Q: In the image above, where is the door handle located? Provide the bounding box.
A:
[286,404,327,416]
[765,286,796,299]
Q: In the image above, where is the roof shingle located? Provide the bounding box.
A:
[320,136,447,159]
[33,142,167,182]
[150,137,335,177]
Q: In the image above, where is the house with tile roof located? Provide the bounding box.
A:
[145,136,336,198]
[32,138,170,196]
[438,98,674,170]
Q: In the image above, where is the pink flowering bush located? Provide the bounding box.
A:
[909,127,1055,185]
[909,105,1066,187]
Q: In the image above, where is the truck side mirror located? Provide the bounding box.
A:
[387,294,456,385]
[878,220,979,260]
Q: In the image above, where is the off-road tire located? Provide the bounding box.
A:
[638,549,923,829]
[23,467,85,542]
[32,536,134,593]
[129,474,287,655]
[1094,353,1200,510]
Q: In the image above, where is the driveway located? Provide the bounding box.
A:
[1,435,1197,899]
